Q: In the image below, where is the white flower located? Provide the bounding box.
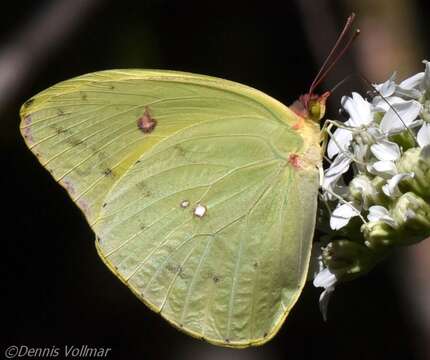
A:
[330,202,361,230]
[370,140,401,161]
[417,123,430,147]
[327,127,352,159]
[367,159,398,178]
[313,267,337,288]
[392,60,430,99]
[313,268,337,321]
[349,175,378,210]
[317,61,430,320]
[372,96,408,113]
[327,92,373,159]
[367,205,397,227]
[382,173,414,197]
[366,139,400,178]
[343,92,373,127]
[373,72,396,97]
[322,152,352,192]
[395,73,424,99]
[379,100,422,135]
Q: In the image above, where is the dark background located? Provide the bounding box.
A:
[3,1,430,359]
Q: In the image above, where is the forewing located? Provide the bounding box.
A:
[20,70,300,224]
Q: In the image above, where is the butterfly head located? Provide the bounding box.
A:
[306,91,331,121]
[291,13,358,124]
[291,91,330,123]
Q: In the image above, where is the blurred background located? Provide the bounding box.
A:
[3,0,430,359]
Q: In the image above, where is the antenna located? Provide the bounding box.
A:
[308,13,360,96]
[329,73,355,94]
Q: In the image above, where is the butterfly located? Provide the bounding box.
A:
[19,15,357,349]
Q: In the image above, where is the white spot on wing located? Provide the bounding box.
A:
[180,200,190,208]
[194,204,207,217]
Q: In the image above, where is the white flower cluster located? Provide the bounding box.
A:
[313,60,430,318]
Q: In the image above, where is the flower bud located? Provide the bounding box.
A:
[349,174,386,209]
[392,192,430,244]
[362,221,398,249]
[322,239,379,281]
[397,147,430,198]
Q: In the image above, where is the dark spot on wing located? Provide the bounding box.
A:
[263,332,268,337]
[103,168,114,177]
[166,263,178,273]
[137,107,157,133]
[23,98,34,108]
[136,182,151,197]
[109,85,115,90]
[52,125,67,135]
[102,203,107,208]
[174,144,186,157]
[225,339,230,343]
[212,275,220,283]
[166,263,187,279]
[253,261,258,268]
[81,92,87,100]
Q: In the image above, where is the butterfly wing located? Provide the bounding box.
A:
[20,70,321,347]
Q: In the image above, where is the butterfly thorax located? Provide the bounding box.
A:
[288,92,329,170]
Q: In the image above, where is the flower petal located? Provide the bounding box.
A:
[319,286,335,322]
[380,100,421,134]
[399,72,424,89]
[382,173,414,197]
[322,153,352,191]
[373,73,396,97]
[314,268,337,322]
[341,92,372,127]
[330,202,360,230]
[370,140,401,161]
[327,127,353,158]
[420,145,430,160]
[368,205,397,227]
[417,123,430,148]
[367,160,397,177]
[372,96,407,112]
[313,267,337,288]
